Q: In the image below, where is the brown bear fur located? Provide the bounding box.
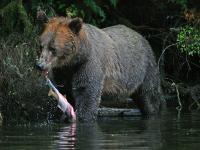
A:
[37,16,164,121]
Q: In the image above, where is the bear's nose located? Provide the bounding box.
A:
[35,63,44,71]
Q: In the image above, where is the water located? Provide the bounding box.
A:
[0,110,200,150]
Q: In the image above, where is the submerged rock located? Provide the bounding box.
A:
[98,107,141,117]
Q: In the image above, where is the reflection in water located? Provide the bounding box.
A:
[53,117,163,150]
[53,123,76,150]
[76,122,103,150]
[94,117,163,150]
[1,111,200,150]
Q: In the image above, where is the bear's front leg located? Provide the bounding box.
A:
[72,69,104,122]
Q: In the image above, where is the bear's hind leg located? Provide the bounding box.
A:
[138,65,162,115]
[140,90,161,115]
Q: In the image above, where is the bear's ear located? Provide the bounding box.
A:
[36,6,48,25]
[68,18,83,35]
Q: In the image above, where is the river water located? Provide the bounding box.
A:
[0,110,200,150]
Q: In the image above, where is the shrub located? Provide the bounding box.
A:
[177,25,200,56]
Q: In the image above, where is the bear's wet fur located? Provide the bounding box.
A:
[37,17,164,121]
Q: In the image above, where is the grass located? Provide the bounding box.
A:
[0,32,60,124]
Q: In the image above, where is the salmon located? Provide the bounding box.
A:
[46,77,76,122]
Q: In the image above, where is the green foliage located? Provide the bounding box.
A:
[0,0,119,34]
[0,0,33,35]
[109,0,119,7]
[177,25,200,56]
[72,0,118,25]
[84,0,106,22]
[17,0,33,34]
[65,0,118,25]
[66,4,82,18]
[168,0,188,8]
[31,0,56,17]
[31,0,118,26]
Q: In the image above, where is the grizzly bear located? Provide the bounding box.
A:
[36,14,164,121]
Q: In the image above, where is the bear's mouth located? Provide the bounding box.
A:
[42,69,49,76]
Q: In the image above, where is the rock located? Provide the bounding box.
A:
[98,107,141,117]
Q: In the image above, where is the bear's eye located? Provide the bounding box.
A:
[49,47,56,55]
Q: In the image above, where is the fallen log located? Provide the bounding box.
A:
[98,107,141,117]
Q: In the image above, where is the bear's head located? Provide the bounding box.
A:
[36,12,83,75]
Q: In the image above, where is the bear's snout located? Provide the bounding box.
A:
[35,62,49,76]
